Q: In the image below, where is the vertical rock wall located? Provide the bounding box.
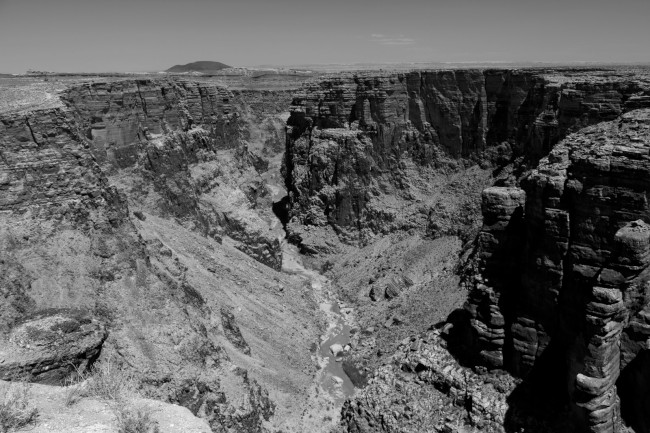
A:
[62,80,240,168]
[284,69,650,246]
[466,186,526,368]
[467,109,650,432]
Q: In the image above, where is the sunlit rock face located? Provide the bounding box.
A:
[62,80,241,168]
[283,69,650,247]
[0,79,317,432]
[62,80,283,270]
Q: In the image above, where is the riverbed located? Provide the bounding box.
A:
[280,242,356,428]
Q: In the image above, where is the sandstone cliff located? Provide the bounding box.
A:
[283,69,650,249]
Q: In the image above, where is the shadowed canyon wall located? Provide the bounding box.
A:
[467,110,650,432]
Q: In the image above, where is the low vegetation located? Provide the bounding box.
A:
[113,400,160,433]
[0,382,39,433]
[65,357,159,433]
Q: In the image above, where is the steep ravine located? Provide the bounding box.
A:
[338,109,650,433]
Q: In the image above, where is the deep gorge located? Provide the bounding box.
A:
[1,67,650,432]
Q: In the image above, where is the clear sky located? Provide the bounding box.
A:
[0,0,649,73]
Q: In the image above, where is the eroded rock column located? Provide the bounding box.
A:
[571,221,650,433]
[512,147,571,376]
[467,186,525,368]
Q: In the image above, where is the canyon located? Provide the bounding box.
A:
[1,65,650,433]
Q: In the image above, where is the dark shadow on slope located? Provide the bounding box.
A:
[617,348,650,433]
[272,195,291,228]
[342,359,369,388]
[503,340,573,433]
[437,308,480,368]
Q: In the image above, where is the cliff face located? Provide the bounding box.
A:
[0,105,228,386]
[62,79,284,270]
[337,108,650,433]
[283,69,650,248]
[0,107,133,336]
[0,79,322,433]
[0,108,129,382]
[465,109,650,432]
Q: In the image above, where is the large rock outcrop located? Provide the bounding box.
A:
[466,186,527,368]
[0,310,108,384]
[283,69,650,247]
[465,109,650,432]
[0,309,106,384]
[341,329,518,433]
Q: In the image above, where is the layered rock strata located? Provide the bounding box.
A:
[0,105,216,379]
[0,310,106,383]
[284,69,650,246]
[466,186,526,368]
[0,87,317,432]
[62,80,283,270]
[466,109,650,432]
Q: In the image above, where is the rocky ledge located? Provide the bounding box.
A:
[342,329,517,433]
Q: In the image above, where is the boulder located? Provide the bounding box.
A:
[0,309,106,384]
[329,343,344,356]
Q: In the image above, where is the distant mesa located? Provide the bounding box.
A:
[165,61,231,74]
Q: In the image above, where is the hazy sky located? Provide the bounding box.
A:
[1,0,649,73]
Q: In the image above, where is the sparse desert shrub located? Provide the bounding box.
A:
[64,358,160,432]
[0,382,39,433]
[113,400,160,433]
[0,230,20,256]
[82,358,137,401]
[64,378,85,407]
[65,356,136,405]
[321,259,334,273]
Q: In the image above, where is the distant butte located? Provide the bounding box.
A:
[165,60,231,73]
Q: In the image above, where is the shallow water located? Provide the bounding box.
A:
[318,299,355,402]
[281,243,355,403]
